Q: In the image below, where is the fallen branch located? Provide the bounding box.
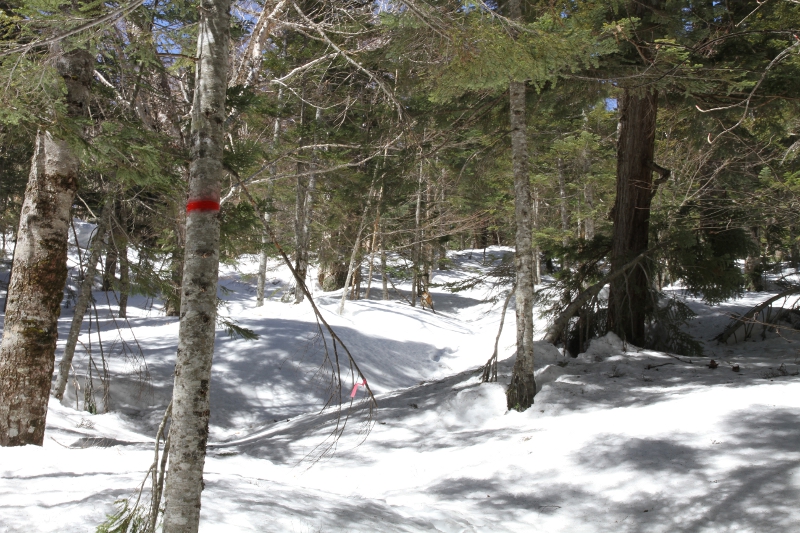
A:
[715,285,800,344]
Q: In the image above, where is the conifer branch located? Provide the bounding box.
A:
[290,1,406,120]
[0,0,146,57]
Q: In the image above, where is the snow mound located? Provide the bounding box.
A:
[534,341,567,367]
[578,332,627,362]
[438,383,507,427]
[535,364,568,391]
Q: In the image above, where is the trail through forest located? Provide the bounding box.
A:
[0,244,799,532]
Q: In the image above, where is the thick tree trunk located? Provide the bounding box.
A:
[0,49,92,447]
[506,77,537,411]
[53,213,109,401]
[607,89,659,347]
[162,0,230,528]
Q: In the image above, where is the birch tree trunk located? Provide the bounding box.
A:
[0,49,93,447]
[161,0,230,528]
[505,72,537,409]
[338,183,376,315]
[53,211,110,401]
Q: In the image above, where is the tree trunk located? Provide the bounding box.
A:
[256,181,275,308]
[161,0,230,528]
[411,161,423,307]
[532,186,541,285]
[744,226,764,291]
[257,91,281,307]
[364,207,380,300]
[380,215,388,300]
[102,241,117,291]
[506,74,537,411]
[118,242,129,318]
[584,182,595,241]
[53,212,109,401]
[338,183,376,315]
[557,158,569,247]
[0,49,92,447]
[293,172,316,304]
[607,89,659,347]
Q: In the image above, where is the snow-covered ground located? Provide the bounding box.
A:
[1,241,799,532]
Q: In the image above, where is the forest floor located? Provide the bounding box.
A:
[1,237,799,532]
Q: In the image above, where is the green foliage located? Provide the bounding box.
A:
[219,201,265,261]
[661,225,751,304]
[95,499,148,533]
[220,318,259,341]
[646,297,704,357]
[428,10,618,101]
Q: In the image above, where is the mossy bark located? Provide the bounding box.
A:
[0,49,92,447]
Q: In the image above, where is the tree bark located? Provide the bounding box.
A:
[744,226,764,291]
[380,214,388,300]
[506,75,537,411]
[162,0,230,528]
[557,158,569,247]
[0,49,93,447]
[53,211,109,401]
[607,89,659,347]
[411,160,423,307]
[338,182,376,315]
[364,190,382,300]
[293,172,316,304]
[257,91,281,307]
[118,241,129,318]
[102,240,117,291]
[584,182,595,241]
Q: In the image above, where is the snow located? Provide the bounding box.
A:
[1,246,800,532]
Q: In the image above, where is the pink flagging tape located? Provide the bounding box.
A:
[186,199,220,213]
[350,379,367,398]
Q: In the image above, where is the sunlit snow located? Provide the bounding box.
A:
[1,240,799,532]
